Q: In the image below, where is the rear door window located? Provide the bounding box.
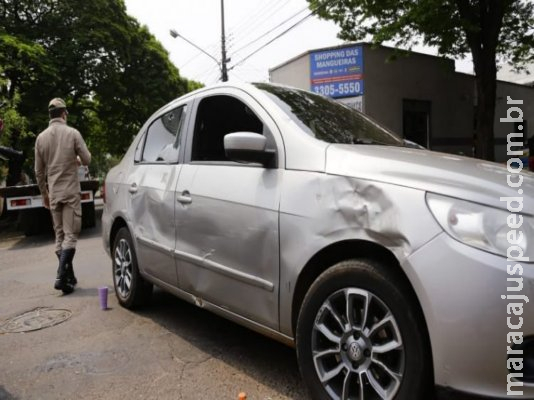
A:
[142,106,186,163]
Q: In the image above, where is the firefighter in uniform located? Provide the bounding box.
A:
[35,98,91,294]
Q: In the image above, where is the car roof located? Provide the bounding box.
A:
[148,82,299,127]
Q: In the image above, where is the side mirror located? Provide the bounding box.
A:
[224,132,275,166]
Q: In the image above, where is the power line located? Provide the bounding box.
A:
[227,0,289,41]
[229,12,313,70]
[179,51,204,70]
[226,0,278,35]
[208,69,223,85]
[190,63,220,83]
[175,1,322,83]
[173,27,222,70]
[232,6,309,54]
[231,0,292,46]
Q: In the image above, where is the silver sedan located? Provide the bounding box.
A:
[102,82,534,400]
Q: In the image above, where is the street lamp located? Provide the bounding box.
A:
[170,0,229,82]
[169,29,221,68]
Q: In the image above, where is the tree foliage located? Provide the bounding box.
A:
[308,0,534,161]
[0,0,201,178]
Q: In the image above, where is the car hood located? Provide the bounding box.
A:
[325,144,534,214]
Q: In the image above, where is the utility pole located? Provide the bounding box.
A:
[171,1,230,82]
[220,0,229,82]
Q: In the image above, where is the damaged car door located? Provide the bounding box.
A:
[127,104,188,287]
[174,89,282,330]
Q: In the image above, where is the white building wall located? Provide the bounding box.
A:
[269,54,310,90]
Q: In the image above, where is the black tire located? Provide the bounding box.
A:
[111,227,152,309]
[296,259,431,400]
[81,202,96,228]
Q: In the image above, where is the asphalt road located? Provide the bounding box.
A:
[0,211,307,400]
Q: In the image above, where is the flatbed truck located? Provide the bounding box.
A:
[0,180,99,236]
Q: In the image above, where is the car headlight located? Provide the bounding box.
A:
[426,193,534,260]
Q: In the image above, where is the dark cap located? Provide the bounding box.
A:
[48,98,67,111]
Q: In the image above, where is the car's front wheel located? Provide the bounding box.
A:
[296,259,431,400]
[112,227,153,309]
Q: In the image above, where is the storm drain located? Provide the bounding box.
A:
[0,307,72,333]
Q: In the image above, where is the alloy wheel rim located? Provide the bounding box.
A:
[114,238,133,298]
[312,288,405,400]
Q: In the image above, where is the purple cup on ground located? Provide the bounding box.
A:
[98,286,108,310]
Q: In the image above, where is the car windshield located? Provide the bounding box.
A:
[254,83,404,146]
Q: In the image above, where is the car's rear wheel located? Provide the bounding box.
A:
[296,259,431,400]
[112,227,152,309]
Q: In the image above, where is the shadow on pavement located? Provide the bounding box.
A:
[135,289,308,399]
[0,208,103,251]
[0,386,18,400]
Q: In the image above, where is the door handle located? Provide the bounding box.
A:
[128,183,138,194]
[177,191,192,204]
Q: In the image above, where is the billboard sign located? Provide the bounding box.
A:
[310,46,363,98]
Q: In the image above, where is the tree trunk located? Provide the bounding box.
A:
[473,59,497,161]
[454,0,507,162]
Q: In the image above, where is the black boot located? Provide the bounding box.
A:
[56,249,77,286]
[66,263,77,286]
[54,248,76,294]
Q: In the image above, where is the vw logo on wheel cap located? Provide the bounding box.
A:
[348,342,364,361]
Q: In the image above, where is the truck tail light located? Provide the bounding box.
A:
[11,199,30,207]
